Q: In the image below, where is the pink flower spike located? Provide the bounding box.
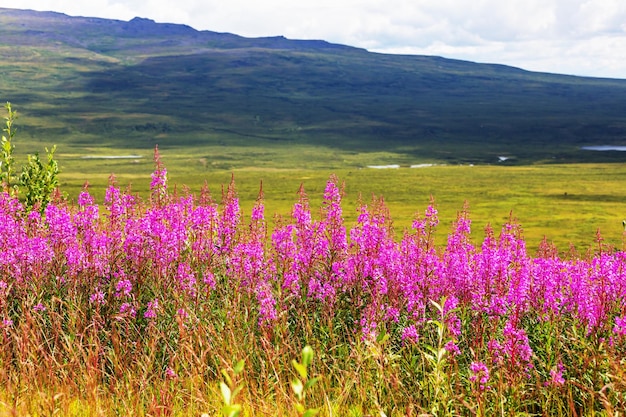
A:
[613,316,626,337]
[445,341,461,356]
[401,325,420,345]
[469,361,490,391]
[144,298,159,320]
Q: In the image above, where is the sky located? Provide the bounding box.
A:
[2,0,626,79]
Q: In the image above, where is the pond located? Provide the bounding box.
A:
[581,146,626,151]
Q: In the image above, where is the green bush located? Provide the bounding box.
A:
[1,102,60,212]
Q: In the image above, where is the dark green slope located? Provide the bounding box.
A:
[2,7,626,165]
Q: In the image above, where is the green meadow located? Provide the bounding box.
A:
[45,140,626,252]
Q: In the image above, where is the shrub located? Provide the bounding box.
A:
[0,102,60,212]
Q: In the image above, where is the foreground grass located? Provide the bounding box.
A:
[1,156,625,416]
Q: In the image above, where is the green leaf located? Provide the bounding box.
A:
[234,359,245,375]
[303,408,320,417]
[424,345,438,356]
[291,378,304,398]
[292,359,307,380]
[376,331,390,344]
[231,385,243,402]
[229,404,242,417]
[221,404,241,417]
[301,345,314,367]
[429,298,444,314]
[220,381,232,406]
[221,369,233,387]
[304,376,319,391]
[427,319,444,332]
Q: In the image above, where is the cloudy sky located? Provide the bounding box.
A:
[2,0,626,78]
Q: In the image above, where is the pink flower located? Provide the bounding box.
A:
[115,279,132,297]
[119,303,137,318]
[256,283,277,327]
[165,367,178,379]
[469,361,490,391]
[176,262,197,297]
[203,271,216,290]
[445,341,461,356]
[144,299,159,320]
[401,325,420,345]
[33,303,46,312]
[613,316,626,337]
[176,308,188,320]
[89,290,106,305]
[546,362,565,387]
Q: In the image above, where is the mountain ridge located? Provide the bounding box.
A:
[1,7,626,166]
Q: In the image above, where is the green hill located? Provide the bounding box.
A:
[2,7,626,167]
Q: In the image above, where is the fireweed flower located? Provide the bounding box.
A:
[165,367,178,379]
[89,289,106,305]
[360,316,378,342]
[443,296,462,338]
[202,271,217,291]
[546,362,566,387]
[176,262,197,297]
[445,341,461,357]
[386,307,400,323]
[144,299,159,320]
[255,282,277,327]
[489,320,534,374]
[33,303,46,312]
[469,361,490,391]
[176,308,189,321]
[614,316,626,337]
[150,146,168,205]
[401,325,420,345]
[115,279,132,297]
[217,178,241,254]
[487,339,504,365]
[119,303,137,318]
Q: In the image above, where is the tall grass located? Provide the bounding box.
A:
[0,149,625,416]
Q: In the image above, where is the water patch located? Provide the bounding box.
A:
[366,163,444,169]
[367,164,400,169]
[581,146,626,151]
[81,155,144,159]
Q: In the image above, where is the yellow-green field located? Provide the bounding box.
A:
[52,145,626,252]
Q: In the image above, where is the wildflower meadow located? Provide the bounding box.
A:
[0,148,625,416]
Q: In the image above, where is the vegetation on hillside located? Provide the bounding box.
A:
[1,7,626,168]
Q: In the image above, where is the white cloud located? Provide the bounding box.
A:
[1,0,625,78]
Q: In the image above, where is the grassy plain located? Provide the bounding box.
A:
[41,139,626,252]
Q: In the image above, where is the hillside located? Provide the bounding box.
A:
[2,7,626,167]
